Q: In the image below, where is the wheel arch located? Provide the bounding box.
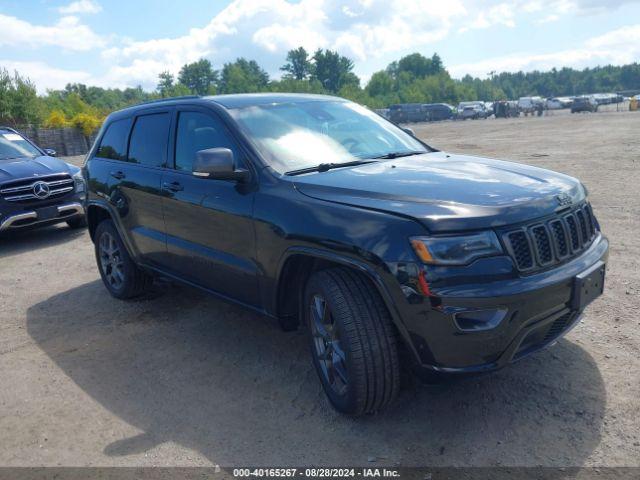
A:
[86,201,138,262]
[274,247,413,352]
[87,202,112,241]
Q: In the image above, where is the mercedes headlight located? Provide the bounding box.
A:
[410,231,503,266]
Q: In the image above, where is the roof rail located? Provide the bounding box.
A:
[131,95,201,107]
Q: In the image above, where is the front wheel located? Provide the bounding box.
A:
[304,268,400,415]
[94,219,152,299]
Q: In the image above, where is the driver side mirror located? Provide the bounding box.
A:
[402,127,415,137]
[44,148,57,157]
[193,148,249,182]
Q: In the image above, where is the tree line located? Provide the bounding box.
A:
[1,48,639,131]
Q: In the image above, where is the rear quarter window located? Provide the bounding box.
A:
[96,118,132,161]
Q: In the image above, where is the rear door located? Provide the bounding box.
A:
[160,106,259,306]
[110,107,173,266]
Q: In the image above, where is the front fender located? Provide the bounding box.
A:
[274,245,422,365]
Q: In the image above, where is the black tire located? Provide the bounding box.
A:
[67,215,87,229]
[304,267,400,415]
[94,219,152,299]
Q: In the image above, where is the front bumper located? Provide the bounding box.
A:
[394,234,609,374]
[0,202,84,232]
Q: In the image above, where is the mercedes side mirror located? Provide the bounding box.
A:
[44,148,57,157]
[193,148,249,182]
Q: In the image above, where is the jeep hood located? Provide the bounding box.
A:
[291,152,585,232]
[0,155,77,184]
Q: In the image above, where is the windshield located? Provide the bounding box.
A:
[0,130,41,160]
[229,100,429,174]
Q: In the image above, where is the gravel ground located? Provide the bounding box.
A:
[0,109,638,468]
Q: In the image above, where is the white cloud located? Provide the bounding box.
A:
[459,2,517,32]
[100,0,468,89]
[101,0,637,90]
[58,0,103,15]
[0,14,104,51]
[449,24,640,78]
[3,0,639,92]
[0,60,93,93]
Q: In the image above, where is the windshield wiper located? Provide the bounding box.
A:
[369,150,426,159]
[285,159,378,176]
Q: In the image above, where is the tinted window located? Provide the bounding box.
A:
[175,111,240,172]
[96,118,131,160]
[128,113,171,167]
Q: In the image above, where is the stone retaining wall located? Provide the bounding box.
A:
[13,126,98,157]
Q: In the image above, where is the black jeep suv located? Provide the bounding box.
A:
[83,94,608,415]
[0,127,86,233]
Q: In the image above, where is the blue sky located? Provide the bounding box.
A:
[2,0,640,92]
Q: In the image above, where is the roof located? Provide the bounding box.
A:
[204,93,345,109]
[107,93,347,121]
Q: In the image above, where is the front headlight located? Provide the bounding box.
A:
[410,231,503,265]
[72,170,85,193]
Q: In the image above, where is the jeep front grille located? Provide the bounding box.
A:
[0,174,74,203]
[502,203,599,273]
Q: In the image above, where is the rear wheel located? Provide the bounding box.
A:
[304,267,400,415]
[94,219,152,299]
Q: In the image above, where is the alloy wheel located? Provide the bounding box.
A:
[309,294,348,395]
[98,231,125,290]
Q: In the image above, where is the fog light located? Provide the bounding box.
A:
[454,309,507,331]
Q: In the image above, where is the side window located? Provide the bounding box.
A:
[96,118,131,161]
[128,113,171,167]
[175,111,241,172]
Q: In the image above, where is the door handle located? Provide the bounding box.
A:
[110,170,126,180]
[162,181,184,192]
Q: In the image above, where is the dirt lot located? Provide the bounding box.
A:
[1,110,638,468]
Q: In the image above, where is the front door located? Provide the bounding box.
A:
[161,107,259,306]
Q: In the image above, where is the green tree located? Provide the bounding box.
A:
[0,69,44,125]
[269,78,325,93]
[218,58,269,94]
[178,59,218,95]
[365,71,395,98]
[157,71,175,97]
[280,47,312,80]
[156,71,192,98]
[311,49,358,93]
[396,53,442,79]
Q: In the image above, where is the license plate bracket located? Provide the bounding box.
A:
[36,205,59,221]
[572,261,606,310]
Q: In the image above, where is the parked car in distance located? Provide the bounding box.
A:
[494,100,520,118]
[389,103,428,124]
[593,94,611,105]
[518,96,545,116]
[84,94,608,416]
[546,97,572,110]
[571,95,599,113]
[0,127,86,234]
[457,101,488,119]
[373,108,390,120]
[423,103,455,121]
